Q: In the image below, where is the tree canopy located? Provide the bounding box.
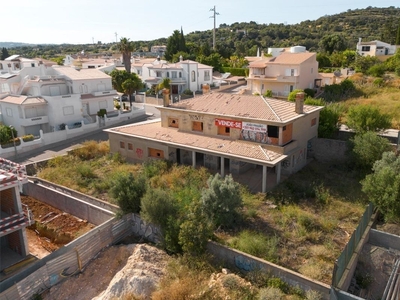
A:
[117,37,134,73]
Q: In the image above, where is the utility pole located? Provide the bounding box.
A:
[209,5,219,50]
[115,32,118,43]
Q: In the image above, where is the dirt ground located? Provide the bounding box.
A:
[21,195,95,258]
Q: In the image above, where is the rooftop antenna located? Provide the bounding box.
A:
[209,5,220,50]
[115,32,118,43]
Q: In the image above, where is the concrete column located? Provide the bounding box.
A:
[278,127,283,145]
[192,151,196,168]
[276,162,281,184]
[221,157,225,177]
[262,165,267,193]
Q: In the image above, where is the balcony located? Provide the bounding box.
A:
[19,115,49,126]
[93,90,117,97]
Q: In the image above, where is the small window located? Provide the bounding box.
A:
[31,63,35,67]
[204,70,210,81]
[168,118,179,128]
[120,141,125,149]
[128,143,133,150]
[192,121,203,132]
[6,108,13,117]
[218,126,230,136]
[172,71,177,78]
[191,70,196,82]
[311,118,317,127]
[361,46,370,52]
[149,147,164,158]
[179,72,182,78]
[283,126,286,131]
[156,71,162,77]
[166,72,170,78]
[267,125,279,138]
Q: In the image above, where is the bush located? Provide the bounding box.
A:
[220,67,247,76]
[318,103,344,138]
[0,125,17,144]
[346,105,392,133]
[182,89,193,95]
[229,230,279,262]
[258,287,284,300]
[263,90,273,97]
[97,109,107,117]
[201,173,242,228]
[109,172,146,214]
[367,64,385,77]
[287,89,304,102]
[22,134,35,142]
[350,131,392,171]
[304,88,315,98]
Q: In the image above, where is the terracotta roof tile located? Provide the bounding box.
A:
[164,93,321,123]
[108,121,285,165]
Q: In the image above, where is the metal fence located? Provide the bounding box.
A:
[331,203,375,288]
[0,214,132,300]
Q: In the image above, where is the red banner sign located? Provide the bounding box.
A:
[214,118,242,129]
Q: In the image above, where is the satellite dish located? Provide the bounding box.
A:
[334,70,341,77]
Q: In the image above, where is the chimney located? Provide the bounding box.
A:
[179,55,183,62]
[358,37,362,44]
[202,84,210,95]
[295,92,305,114]
[162,88,170,107]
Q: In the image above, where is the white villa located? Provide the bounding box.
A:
[0,55,145,159]
[131,56,213,95]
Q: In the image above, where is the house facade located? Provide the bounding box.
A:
[106,91,322,192]
[0,158,33,272]
[132,56,213,95]
[356,38,398,57]
[0,55,118,136]
[246,47,319,98]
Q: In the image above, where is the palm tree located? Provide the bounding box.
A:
[122,75,143,107]
[118,37,134,73]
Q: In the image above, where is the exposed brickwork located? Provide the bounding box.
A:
[0,188,16,215]
[7,230,22,255]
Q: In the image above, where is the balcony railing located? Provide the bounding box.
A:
[19,115,49,126]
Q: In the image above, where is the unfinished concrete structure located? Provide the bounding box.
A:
[0,158,32,272]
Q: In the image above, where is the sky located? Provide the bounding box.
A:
[2,0,399,45]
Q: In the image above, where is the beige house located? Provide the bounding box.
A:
[106,91,322,192]
[356,38,398,58]
[246,48,319,98]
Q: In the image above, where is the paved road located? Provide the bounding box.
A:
[14,103,161,165]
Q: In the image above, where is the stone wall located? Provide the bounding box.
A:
[311,138,349,163]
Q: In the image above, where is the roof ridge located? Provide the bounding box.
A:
[259,145,271,161]
[261,96,281,121]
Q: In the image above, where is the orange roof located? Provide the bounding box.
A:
[106,121,286,166]
[163,92,321,124]
[269,52,316,64]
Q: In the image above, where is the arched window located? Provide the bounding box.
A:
[191,71,196,82]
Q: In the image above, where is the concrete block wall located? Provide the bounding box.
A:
[7,231,22,255]
[0,189,16,215]
[207,241,331,299]
[23,181,114,226]
[311,138,349,163]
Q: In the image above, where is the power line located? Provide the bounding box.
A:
[209,5,220,50]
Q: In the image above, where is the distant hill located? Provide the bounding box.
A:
[3,6,400,58]
[0,42,37,48]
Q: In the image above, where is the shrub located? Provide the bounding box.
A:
[367,64,385,77]
[110,172,146,214]
[263,90,273,97]
[22,134,35,142]
[258,287,284,300]
[304,88,315,98]
[350,131,392,171]
[182,89,193,95]
[395,66,400,77]
[229,230,279,262]
[319,102,343,138]
[201,173,242,228]
[287,89,304,102]
[346,105,392,133]
[97,109,107,117]
[373,78,385,87]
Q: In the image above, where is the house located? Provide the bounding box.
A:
[356,38,398,58]
[105,90,322,192]
[0,55,118,136]
[0,158,33,272]
[246,46,319,98]
[150,45,167,57]
[132,56,213,95]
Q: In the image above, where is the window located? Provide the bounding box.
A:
[267,125,279,138]
[156,71,162,77]
[172,71,177,78]
[6,108,13,117]
[120,141,125,149]
[311,118,317,127]
[192,121,203,132]
[218,126,230,136]
[149,147,164,158]
[311,68,313,74]
[289,85,294,92]
[137,70,141,75]
[361,46,370,51]
[283,126,286,131]
[128,143,133,150]
[179,72,182,78]
[191,70,196,82]
[63,106,74,116]
[166,72,170,78]
[204,70,210,81]
[291,69,295,76]
[168,118,179,128]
